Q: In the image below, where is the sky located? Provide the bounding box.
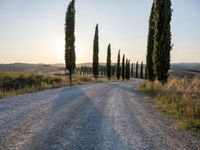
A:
[0,0,200,64]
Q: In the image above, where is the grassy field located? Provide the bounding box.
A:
[139,76,200,136]
[0,72,112,99]
[0,72,65,98]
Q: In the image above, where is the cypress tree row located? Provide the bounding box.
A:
[116,50,121,80]
[131,63,134,77]
[93,24,99,79]
[65,0,76,85]
[106,44,111,80]
[140,61,143,79]
[146,1,156,81]
[153,0,172,83]
[136,61,138,78]
[122,55,125,80]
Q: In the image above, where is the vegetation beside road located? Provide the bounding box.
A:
[0,72,64,98]
[0,72,115,99]
[139,77,200,135]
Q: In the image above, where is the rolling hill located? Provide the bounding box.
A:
[0,63,199,76]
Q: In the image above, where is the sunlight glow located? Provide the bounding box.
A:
[54,38,65,60]
[53,38,86,63]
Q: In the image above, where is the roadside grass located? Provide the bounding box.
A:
[139,77,200,136]
[0,72,117,99]
[0,72,67,99]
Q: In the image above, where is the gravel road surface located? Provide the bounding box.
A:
[0,80,199,150]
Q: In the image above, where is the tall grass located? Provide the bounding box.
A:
[0,72,115,99]
[0,72,67,98]
[139,77,200,135]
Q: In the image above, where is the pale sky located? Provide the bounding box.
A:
[0,0,200,64]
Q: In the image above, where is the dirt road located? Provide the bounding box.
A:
[0,80,199,150]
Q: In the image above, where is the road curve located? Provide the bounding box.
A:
[0,80,199,150]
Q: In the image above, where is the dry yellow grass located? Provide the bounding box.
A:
[139,77,200,135]
[0,72,116,99]
[0,72,68,98]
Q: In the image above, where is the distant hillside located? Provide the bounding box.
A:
[170,63,200,78]
[76,63,107,67]
[171,63,200,73]
[0,63,64,73]
[77,62,200,71]
[0,63,200,76]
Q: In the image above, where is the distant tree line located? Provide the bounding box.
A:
[75,60,145,81]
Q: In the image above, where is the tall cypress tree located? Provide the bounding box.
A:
[153,0,172,83]
[125,59,128,80]
[122,55,125,80]
[136,61,138,78]
[116,50,121,80]
[93,24,99,79]
[129,60,131,79]
[140,61,143,79]
[65,0,76,85]
[145,64,147,79]
[126,59,131,80]
[106,44,111,80]
[125,59,130,80]
[146,1,156,81]
[131,63,134,77]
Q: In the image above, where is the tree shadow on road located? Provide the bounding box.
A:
[23,85,132,150]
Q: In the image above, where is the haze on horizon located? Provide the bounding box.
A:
[0,0,200,64]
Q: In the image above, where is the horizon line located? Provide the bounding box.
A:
[0,62,200,65]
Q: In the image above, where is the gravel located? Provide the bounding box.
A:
[0,79,199,150]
